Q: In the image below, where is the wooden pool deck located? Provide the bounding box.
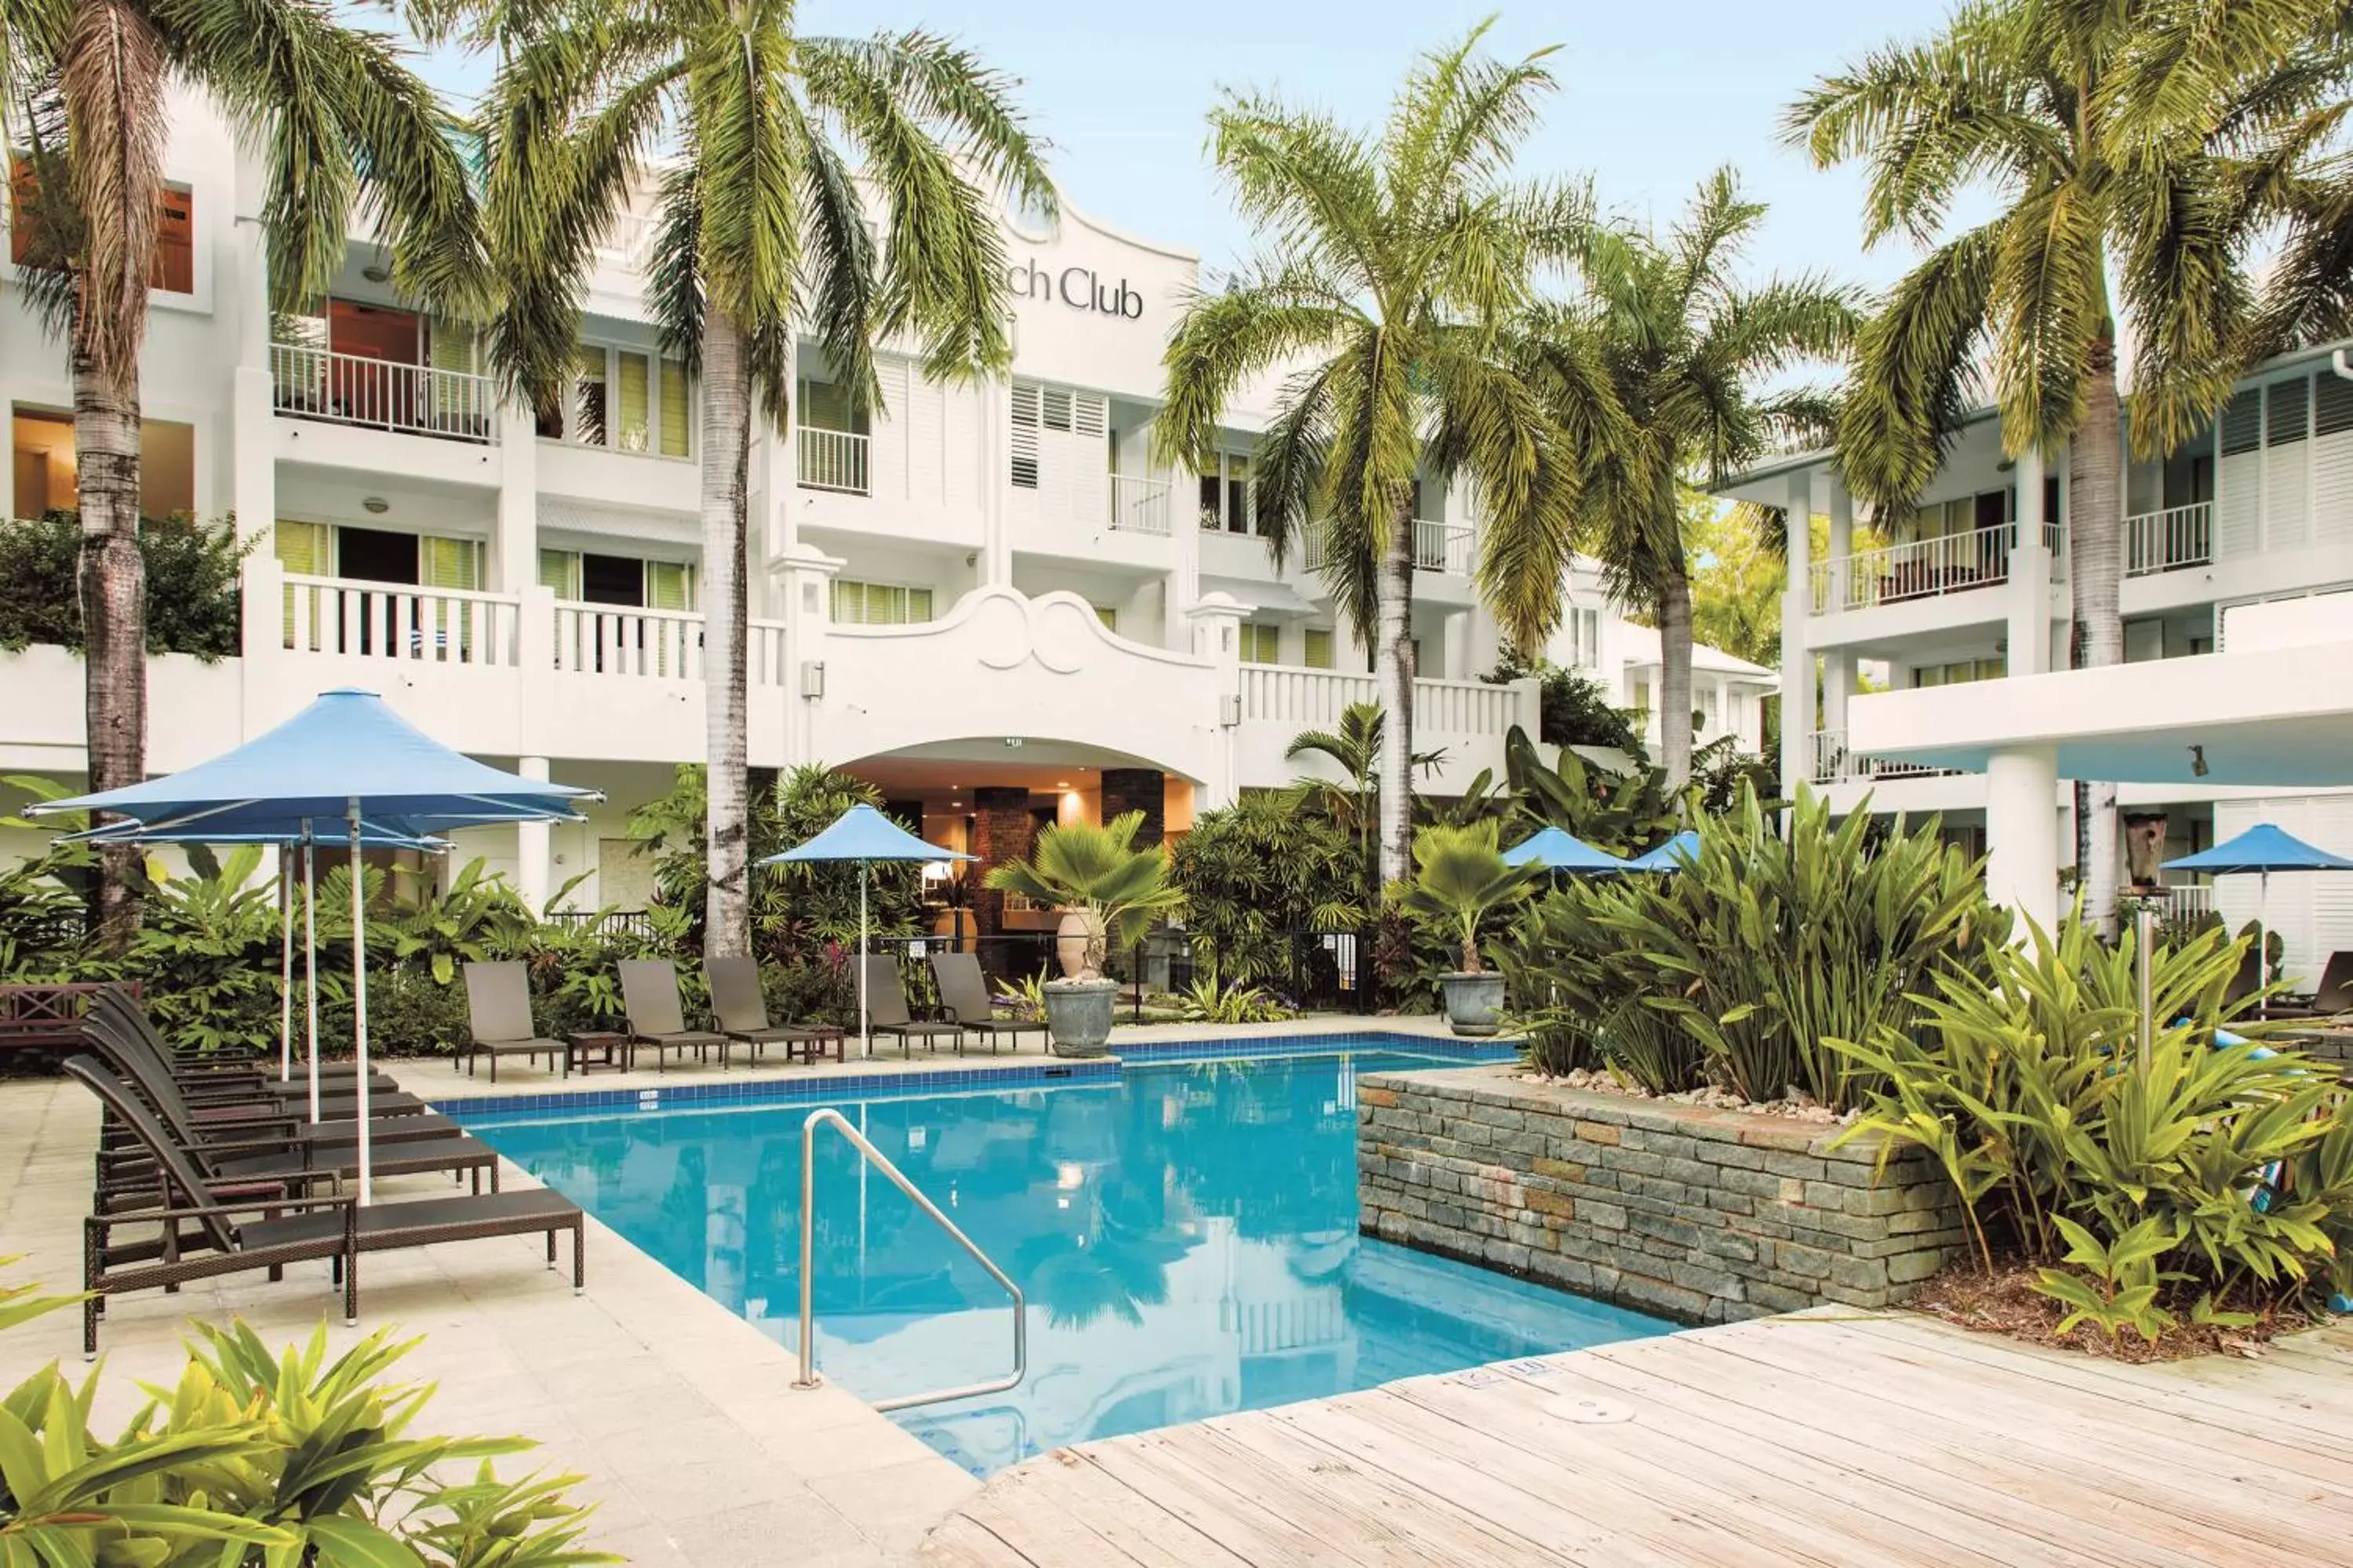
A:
[921,1309,2353,1567]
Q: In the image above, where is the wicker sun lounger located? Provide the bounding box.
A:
[89,988,420,1113]
[929,952,1047,1054]
[706,955,846,1064]
[463,962,570,1080]
[860,957,963,1057]
[64,1056,581,1357]
[617,959,733,1072]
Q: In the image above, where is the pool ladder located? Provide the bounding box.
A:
[791,1108,1028,1412]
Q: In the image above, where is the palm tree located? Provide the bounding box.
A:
[1158,20,1608,888]
[1786,0,2304,933]
[1521,172,1855,791]
[4,0,483,938]
[1282,701,1444,895]
[475,4,1051,957]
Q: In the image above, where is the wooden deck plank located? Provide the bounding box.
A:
[923,1313,2353,1566]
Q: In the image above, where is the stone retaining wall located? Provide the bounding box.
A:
[1359,1066,1969,1325]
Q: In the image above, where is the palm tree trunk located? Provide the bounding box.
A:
[1658,559,1696,791]
[1375,495,1417,888]
[75,357,147,944]
[700,307,752,957]
[2070,330,2125,938]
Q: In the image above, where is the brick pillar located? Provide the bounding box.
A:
[1100,768,1165,846]
[971,787,1034,937]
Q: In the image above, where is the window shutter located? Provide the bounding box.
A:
[908,588,933,623]
[617,352,651,451]
[275,521,330,649]
[2267,378,2313,550]
[660,359,691,456]
[1303,628,1334,669]
[647,560,691,610]
[538,548,579,598]
[1010,381,1041,488]
[422,535,480,591]
[2217,387,2263,559]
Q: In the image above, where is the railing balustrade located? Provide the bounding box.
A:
[2125,502,2213,577]
[1238,664,1521,734]
[552,601,704,680]
[1108,475,1173,535]
[282,575,519,666]
[1807,521,2073,613]
[269,343,495,444]
[797,427,871,495]
[1808,728,1951,785]
[1414,518,1476,574]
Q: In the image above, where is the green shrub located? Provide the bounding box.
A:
[0,510,249,660]
[1483,652,1642,753]
[1828,913,2353,1335]
[1508,785,2001,1107]
[1170,795,1364,984]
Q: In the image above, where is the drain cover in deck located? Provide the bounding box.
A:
[1543,1395,1633,1424]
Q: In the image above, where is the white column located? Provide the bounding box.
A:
[1778,470,1816,805]
[2009,444,2053,676]
[1987,744,2060,937]
[230,187,275,548]
[493,402,538,592]
[980,377,1013,585]
[515,755,552,915]
[1186,592,1248,809]
[777,543,842,770]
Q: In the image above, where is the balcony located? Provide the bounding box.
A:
[1808,522,2063,614]
[2125,502,2212,577]
[1301,520,1474,575]
[797,427,870,495]
[1108,475,1173,535]
[268,343,494,444]
[282,574,519,666]
[1808,728,1958,785]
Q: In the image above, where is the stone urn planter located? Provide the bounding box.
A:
[1437,971,1507,1037]
[1054,908,1105,979]
[1043,977,1120,1057]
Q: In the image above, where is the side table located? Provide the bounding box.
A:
[567,1030,631,1075]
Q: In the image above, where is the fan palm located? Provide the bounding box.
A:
[1520,172,1856,791]
[1397,820,1532,973]
[2,0,483,938]
[984,811,1182,976]
[1786,0,2313,932]
[472,0,1051,956]
[1157,20,1612,888]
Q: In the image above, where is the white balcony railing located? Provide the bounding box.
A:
[282,576,520,666]
[797,427,870,495]
[269,343,495,444]
[1109,475,1173,535]
[1414,519,1475,574]
[1808,728,1954,785]
[1808,522,2064,614]
[1239,664,1522,734]
[2125,502,2213,577]
[2149,884,2215,924]
[552,602,703,680]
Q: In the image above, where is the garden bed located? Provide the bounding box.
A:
[1359,1064,1969,1325]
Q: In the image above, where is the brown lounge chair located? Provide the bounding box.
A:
[463,962,570,1080]
[706,955,846,1064]
[65,1056,581,1357]
[929,952,1047,1055]
[90,987,421,1116]
[2268,951,2353,1020]
[618,959,732,1072]
[860,956,963,1057]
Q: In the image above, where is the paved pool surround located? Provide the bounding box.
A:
[1358,1066,1969,1324]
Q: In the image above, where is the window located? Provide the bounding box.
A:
[541,343,690,454]
[1239,622,1280,664]
[573,346,607,446]
[1093,605,1118,633]
[1561,608,1601,670]
[831,580,934,625]
[1302,628,1335,669]
[660,359,690,457]
[1631,679,1652,722]
[1009,379,1106,493]
[1911,656,2004,688]
[1198,450,1255,533]
[537,548,580,599]
[539,548,697,609]
[9,158,192,293]
[798,377,867,435]
[614,351,651,451]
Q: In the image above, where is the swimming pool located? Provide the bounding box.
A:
[456,1040,1674,1475]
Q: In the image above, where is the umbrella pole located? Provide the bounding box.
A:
[279,853,293,1082]
[304,834,321,1124]
[859,862,871,1059]
[350,799,372,1206]
[2257,869,2270,1020]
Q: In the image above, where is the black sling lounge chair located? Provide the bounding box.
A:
[859,956,963,1057]
[64,1057,584,1358]
[462,962,570,1081]
[929,952,1047,1054]
[89,988,423,1115]
[618,960,732,1072]
[705,955,846,1064]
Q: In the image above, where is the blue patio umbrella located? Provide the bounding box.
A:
[29,689,596,1201]
[2165,824,2353,1010]
[759,803,975,1057]
[78,814,449,1119]
[1627,830,1701,873]
[1502,826,1634,875]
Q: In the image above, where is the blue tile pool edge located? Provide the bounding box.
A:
[428,1029,1519,1117]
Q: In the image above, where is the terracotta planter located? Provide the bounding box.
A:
[1043,977,1119,1056]
[1437,971,1506,1037]
[933,908,975,944]
[1055,908,1105,979]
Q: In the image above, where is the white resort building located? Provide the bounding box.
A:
[0,89,1771,931]
[1725,343,2353,985]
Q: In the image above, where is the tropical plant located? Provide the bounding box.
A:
[475,4,1050,959]
[1437,726,1679,855]
[1826,911,2353,1335]
[0,511,250,660]
[1513,785,2001,1105]
[5,0,485,941]
[993,968,1051,1024]
[1172,966,1299,1025]
[386,857,535,984]
[1158,20,1613,890]
[1521,170,1856,791]
[1171,795,1364,985]
[986,813,1181,978]
[1481,653,1643,753]
[1787,0,2322,934]
[124,844,286,1057]
[1396,821,1532,974]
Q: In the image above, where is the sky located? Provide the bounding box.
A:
[424,1,1965,298]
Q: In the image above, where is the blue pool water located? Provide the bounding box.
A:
[457,1044,1673,1475]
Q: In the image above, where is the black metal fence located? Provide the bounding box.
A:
[869,926,1370,1016]
[545,908,661,942]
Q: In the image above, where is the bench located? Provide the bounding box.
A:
[0,982,140,1053]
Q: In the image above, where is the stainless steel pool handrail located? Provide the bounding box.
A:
[792,1107,1027,1412]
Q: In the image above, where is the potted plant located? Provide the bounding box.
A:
[1398,821,1534,1036]
[985,811,1182,1055]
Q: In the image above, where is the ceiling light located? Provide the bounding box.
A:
[1057,780,1071,788]
[361,264,390,284]
[1003,737,1024,749]
[361,496,389,515]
